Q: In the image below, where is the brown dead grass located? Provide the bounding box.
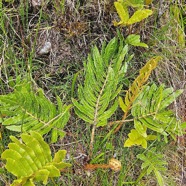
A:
[0,1,186,185]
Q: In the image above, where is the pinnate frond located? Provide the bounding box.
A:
[72,37,129,127]
[1,131,71,186]
[119,56,161,114]
[131,83,186,140]
[0,83,71,142]
[137,148,167,186]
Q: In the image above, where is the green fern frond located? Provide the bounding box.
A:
[137,148,167,186]
[72,37,129,127]
[131,83,185,140]
[125,34,148,48]
[72,37,130,154]
[0,83,71,143]
[1,131,71,186]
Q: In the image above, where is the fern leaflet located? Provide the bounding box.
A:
[1,131,71,186]
[124,127,156,149]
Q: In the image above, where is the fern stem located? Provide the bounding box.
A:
[109,112,157,126]
[109,118,133,126]
[90,67,110,157]
[41,105,72,129]
[90,124,96,157]
[114,111,157,132]
[85,163,110,170]
[24,109,46,125]
[114,111,128,133]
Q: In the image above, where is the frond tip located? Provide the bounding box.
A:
[1,131,71,186]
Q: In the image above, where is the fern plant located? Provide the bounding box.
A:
[115,57,186,148]
[1,131,71,186]
[125,34,148,48]
[137,148,167,186]
[72,37,131,155]
[131,83,186,141]
[0,82,71,143]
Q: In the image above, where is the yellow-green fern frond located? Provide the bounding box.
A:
[1,131,71,186]
[119,56,161,114]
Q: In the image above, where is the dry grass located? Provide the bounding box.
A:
[0,1,186,185]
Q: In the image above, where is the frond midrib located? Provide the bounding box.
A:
[93,66,111,126]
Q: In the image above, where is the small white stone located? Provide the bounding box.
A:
[32,0,42,7]
[38,41,52,55]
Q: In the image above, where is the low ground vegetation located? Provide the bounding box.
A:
[0,1,186,186]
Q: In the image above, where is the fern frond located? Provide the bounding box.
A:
[131,83,185,140]
[115,56,161,132]
[72,37,130,154]
[0,83,71,142]
[137,148,167,186]
[120,56,161,113]
[72,37,129,127]
[1,131,71,186]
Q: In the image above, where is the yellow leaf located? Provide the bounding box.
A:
[119,96,127,112]
[127,9,153,25]
[146,135,157,140]
[128,129,139,140]
[141,139,147,149]
[124,129,156,149]
[124,0,144,8]
[114,2,129,25]
[124,138,133,147]
[123,56,161,114]
[124,131,146,148]
[140,56,161,74]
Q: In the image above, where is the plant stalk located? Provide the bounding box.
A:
[89,124,96,157]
